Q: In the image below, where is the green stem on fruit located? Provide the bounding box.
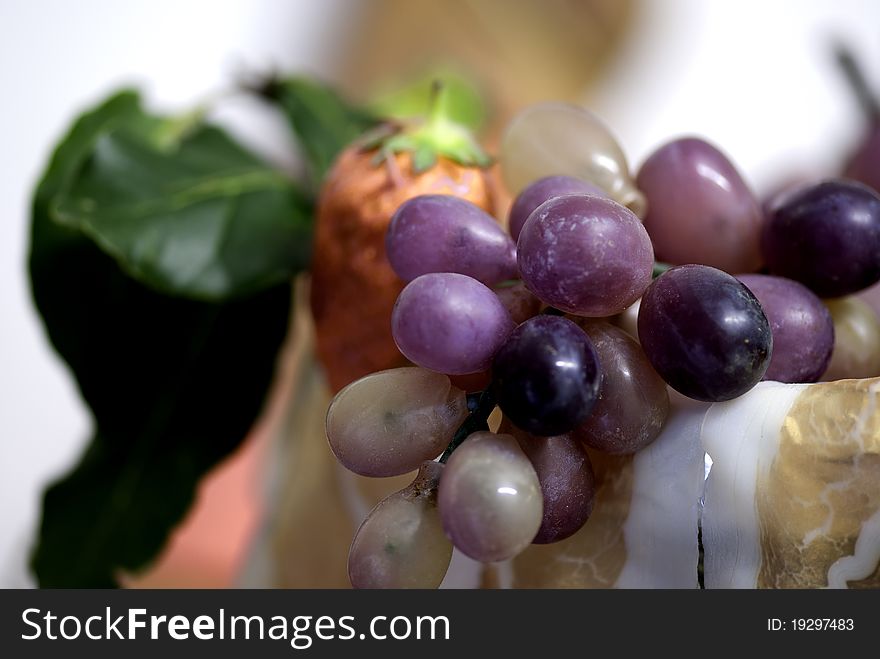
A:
[361,80,492,173]
[652,261,672,278]
[426,79,446,130]
[834,42,880,124]
[439,388,496,463]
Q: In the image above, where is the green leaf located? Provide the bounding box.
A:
[29,90,292,587]
[52,107,312,301]
[257,76,377,186]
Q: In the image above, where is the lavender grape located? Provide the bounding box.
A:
[387,195,517,285]
[392,273,515,374]
[517,194,654,316]
[736,274,834,382]
[508,175,605,242]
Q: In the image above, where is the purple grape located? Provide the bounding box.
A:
[507,175,605,242]
[492,315,601,436]
[762,179,880,297]
[391,272,515,374]
[517,194,654,316]
[760,176,817,220]
[638,265,772,402]
[636,137,763,273]
[386,195,517,285]
[572,321,669,454]
[736,274,834,383]
[501,420,595,544]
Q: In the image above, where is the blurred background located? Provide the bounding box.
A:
[2,0,879,587]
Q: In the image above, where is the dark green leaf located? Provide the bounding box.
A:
[259,76,377,186]
[53,110,312,301]
[29,90,292,587]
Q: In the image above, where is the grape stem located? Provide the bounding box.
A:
[652,261,672,278]
[439,388,496,463]
[834,42,880,124]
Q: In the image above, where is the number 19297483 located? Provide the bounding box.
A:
[767,619,855,631]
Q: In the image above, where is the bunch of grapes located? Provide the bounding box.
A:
[326,101,880,589]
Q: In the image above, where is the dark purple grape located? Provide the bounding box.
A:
[736,274,834,383]
[762,179,880,297]
[638,265,772,402]
[492,315,601,436]
[760,176,817,220]
[502,420,595,544]
[517,194,654,316]
[386,195,517,285]
[636,137,763,273]
[507,175,605,242]
[392,273,515,374]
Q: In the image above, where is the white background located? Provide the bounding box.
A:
[2,0,879,585]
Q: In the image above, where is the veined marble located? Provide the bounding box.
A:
[703,378,880,589]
